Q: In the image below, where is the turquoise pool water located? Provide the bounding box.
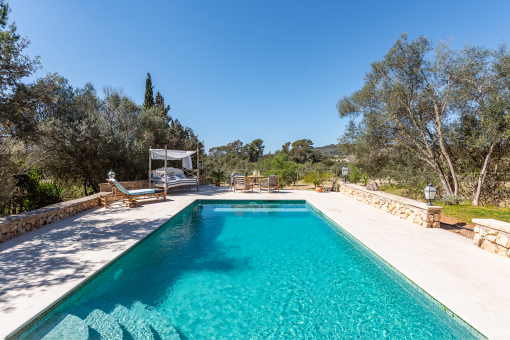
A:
[20,200,482,339]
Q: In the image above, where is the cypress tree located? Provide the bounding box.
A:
[144,72,154,109]
[155,91,171,115]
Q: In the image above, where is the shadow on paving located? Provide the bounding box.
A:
[0,204,171,315]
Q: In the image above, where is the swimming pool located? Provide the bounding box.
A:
[18,200,483,339]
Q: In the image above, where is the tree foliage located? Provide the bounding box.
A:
[204,138,341,187]
[40,81,203,194]
[0,1,57,212]
[208,139,265,162]
[155,90,171,117]
[338,33,510,205]
[143,72,154,109]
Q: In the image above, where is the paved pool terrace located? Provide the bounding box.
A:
[1,186,509,339]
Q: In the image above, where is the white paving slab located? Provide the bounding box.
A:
[0,186,509,339]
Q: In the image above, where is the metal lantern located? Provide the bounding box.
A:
[342,165,349,183]
[424,183,437,206]
[199,162,204,170]
[107,169,115,180]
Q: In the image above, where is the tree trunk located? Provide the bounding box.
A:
[473,143,496,206]
[89,178,100,193]
[436,124,459,195]
[429,158,454,195]
[441,150,458,195]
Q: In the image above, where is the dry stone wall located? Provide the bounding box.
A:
[339,183,442,228]
[473,219,510,258]
[0,193,104,243]
[99,180,149,192]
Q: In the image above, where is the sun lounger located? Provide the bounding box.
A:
[104,179,165,208]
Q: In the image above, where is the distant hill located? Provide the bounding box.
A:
[313,144,343,157]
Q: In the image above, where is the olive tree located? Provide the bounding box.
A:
[453,44,510,205]
[338,34,466,195]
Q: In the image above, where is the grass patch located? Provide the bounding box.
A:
[378,185,425,201]
[439,204,510,225]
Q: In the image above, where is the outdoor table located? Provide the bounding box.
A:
[247,175,265,189]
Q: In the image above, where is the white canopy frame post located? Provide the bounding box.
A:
[148,146,152,189]
[197,146,199,191]
[164,145,168,199]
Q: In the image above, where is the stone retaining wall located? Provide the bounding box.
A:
[339,183,442,228]
[99,180,149,192]
[473,219,510,257]
[0,193,106,243]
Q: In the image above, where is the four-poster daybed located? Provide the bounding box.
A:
[149,147,200,192]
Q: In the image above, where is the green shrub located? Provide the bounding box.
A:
[347,164,361,183]
[1,170,65,215]
[361,173,369,186]
[439,194,463,206]
[261,154,301,185]
[303,172,331,188]
[211,170,226,182]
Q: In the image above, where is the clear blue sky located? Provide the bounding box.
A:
[14,0,510,153]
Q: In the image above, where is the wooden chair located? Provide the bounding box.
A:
[230,173,242,190]
[259,175,279,193]
[233,176,254,193]
[103,179,165,208]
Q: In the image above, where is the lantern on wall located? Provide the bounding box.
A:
[424,183,437,206]
[107,169,116,181]
[342,165,349,183]
[199,162,203,170]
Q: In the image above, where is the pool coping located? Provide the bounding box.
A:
[9,198,487,339]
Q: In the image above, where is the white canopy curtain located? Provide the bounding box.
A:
[149,148,200,191]
[149,149,196,169]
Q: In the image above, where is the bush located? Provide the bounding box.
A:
[211,170,226,182]
[1,170,65,215]
[347,164,362,183]
[261,154,301,185]
[439,194,463,206]
[361,173,369,186]
[302,172,331,188]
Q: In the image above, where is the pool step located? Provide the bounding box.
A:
[84,309,123,339]
[27,302,180,339]
[110,304,155,340]
[40,313,89,340]
[130,301,180,340]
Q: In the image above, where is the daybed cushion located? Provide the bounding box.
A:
[168,177,197,186]
[151,169,197,188]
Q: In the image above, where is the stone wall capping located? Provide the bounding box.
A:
[472,219,510,234]
[342,184,443,211]
[339,183,442,228]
